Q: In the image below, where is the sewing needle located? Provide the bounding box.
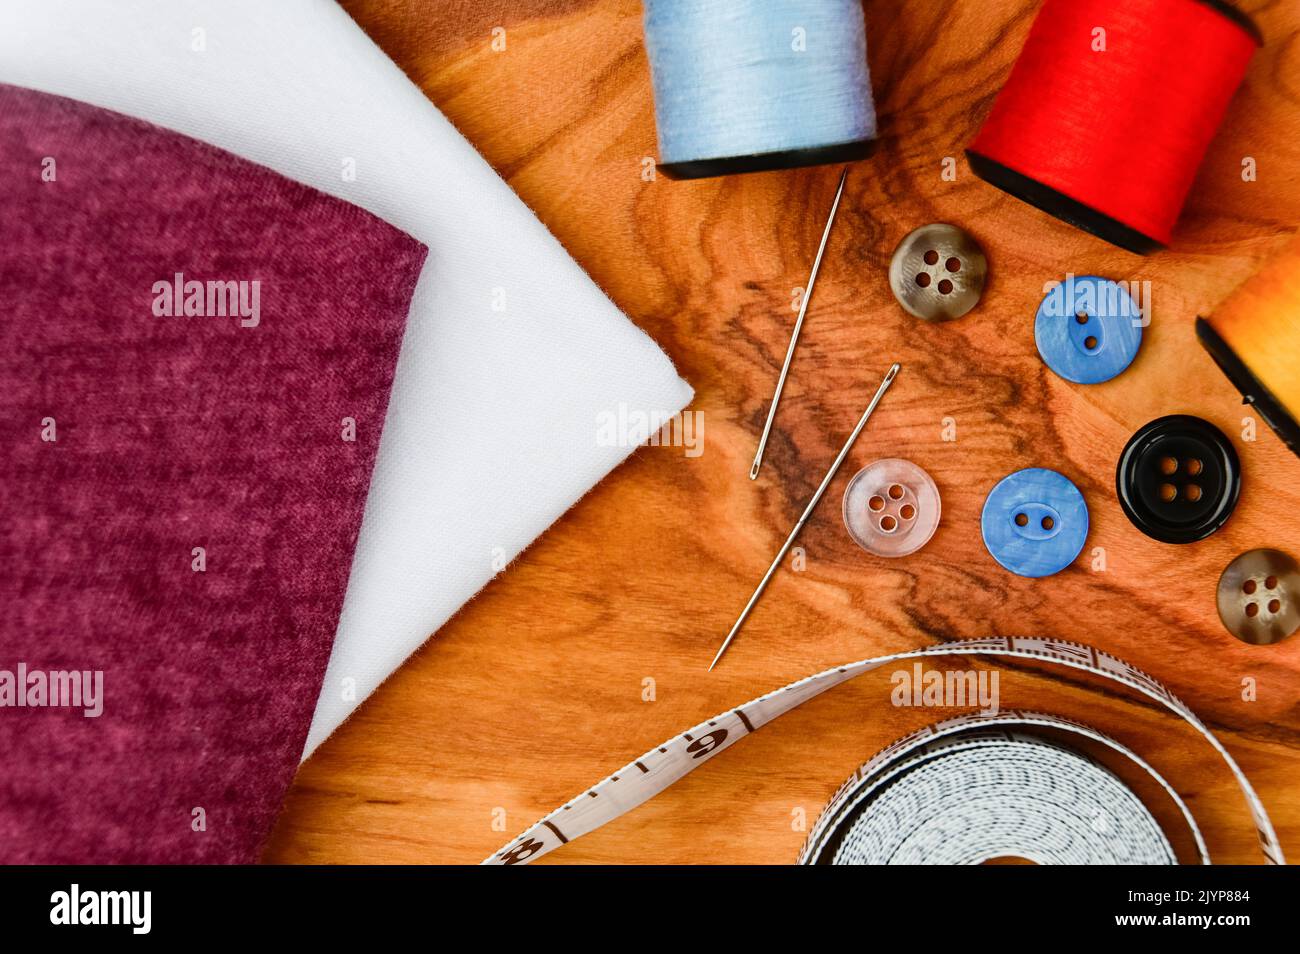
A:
[711,363,901,671]
[750,167,850,481]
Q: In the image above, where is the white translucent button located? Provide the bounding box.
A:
[843,459,941,557]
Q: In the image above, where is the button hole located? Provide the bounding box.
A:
[900,504,916,521]
[1243,579,1258,595]
[1184,484,1203,503]
[868,495,885,512]
[1159,483,1178,503]
[923,250,939,266]
[945,257,961,273]
[1159,457,1178,476]
[1246,602,1259,618]
[937,279,954,295]
[1186,459,1203,476]
[1266,575,1279,590]
[880,515,897,533]
[1014,513,1029,527]
[887,484,904,500]
[915,272,931,288]
[1268,599,1282,614]
[1075,312,1089,325]
[1084,335,1098,350]
[1041,516,1054,531]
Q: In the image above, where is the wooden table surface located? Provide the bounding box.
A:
[265,0,1300,864]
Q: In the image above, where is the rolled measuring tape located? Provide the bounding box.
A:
[967,0,1260,253]
[801,712,1191,864]
[487,637,1282,865]
[642,0,877,179]
[1197,231,1300,458]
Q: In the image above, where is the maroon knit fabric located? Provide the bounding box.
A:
[0,84,427,862]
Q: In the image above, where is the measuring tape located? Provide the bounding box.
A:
[486,637,1283,865]
[802,712,1192,864]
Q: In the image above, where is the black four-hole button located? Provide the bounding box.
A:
[1115,415,1240,544]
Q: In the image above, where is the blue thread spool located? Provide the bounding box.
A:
[642,0,877,179]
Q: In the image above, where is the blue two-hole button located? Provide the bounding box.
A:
[981,468,1089,578]
[1035,275,1143,384]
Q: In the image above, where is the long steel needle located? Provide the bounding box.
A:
[750,167,849,481]
[711,363,901,671]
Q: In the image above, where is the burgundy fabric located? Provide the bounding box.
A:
[0,84,427,863]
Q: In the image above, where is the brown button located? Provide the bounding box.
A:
[888,224,987,322]
[842,459,941,557]
[1216,549,1300,645]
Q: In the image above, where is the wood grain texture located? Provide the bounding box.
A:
[264,0,1300,864]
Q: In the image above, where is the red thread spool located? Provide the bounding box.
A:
[967,0,1260,254]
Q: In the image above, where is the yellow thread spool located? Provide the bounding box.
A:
[1197,231,1300,457]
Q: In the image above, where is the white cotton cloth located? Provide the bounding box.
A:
[0,0,693,756]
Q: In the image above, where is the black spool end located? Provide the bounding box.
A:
[658,138,875,181]
[1194,0,1264,46]
[1196,317,1300,457]
[965,150,1164,255]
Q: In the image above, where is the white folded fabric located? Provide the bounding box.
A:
[0,0,693,755]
